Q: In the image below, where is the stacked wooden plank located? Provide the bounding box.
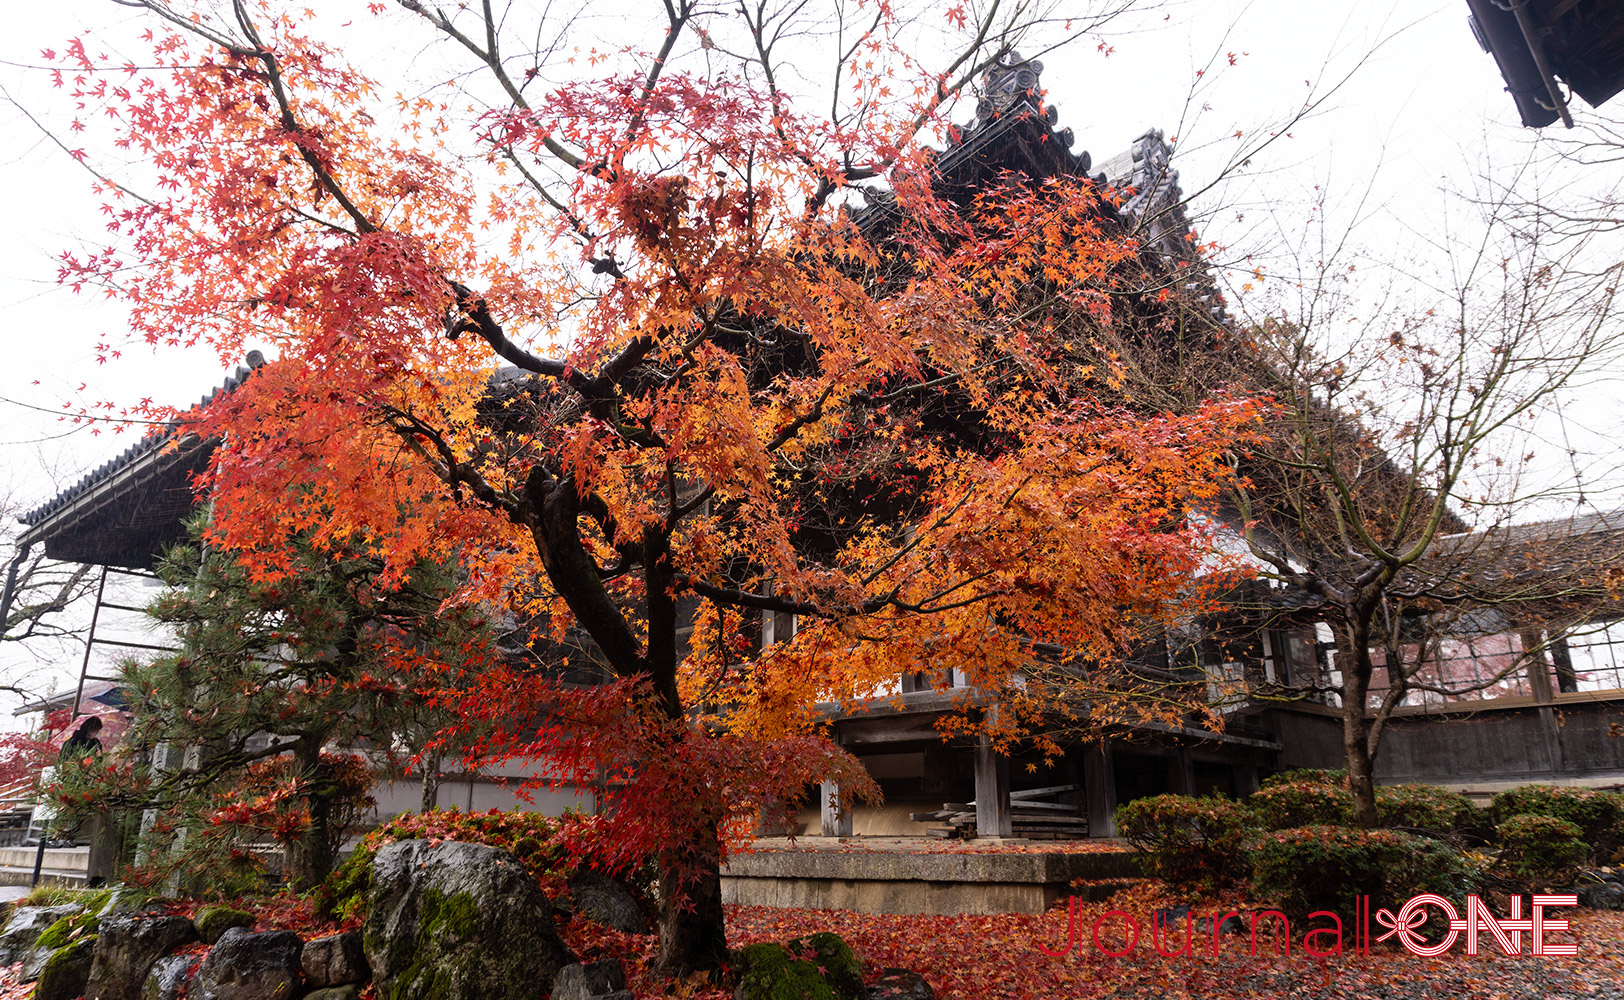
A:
[908,802,975,838]
[1007,784,1089,838]
[909,783,1087,839]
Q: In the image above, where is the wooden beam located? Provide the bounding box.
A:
[1010,783,1080,800]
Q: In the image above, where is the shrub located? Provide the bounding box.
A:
[1115,794,1252,890]
[1249,826,1478,922]
[1249,780,1353,830]
[1260,768,1346,789]
[121,751,376,897]
[1375,784,1477,833]
[1495,814,1589,880]
[1492,785,1623,861]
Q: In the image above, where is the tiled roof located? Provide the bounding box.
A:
[15,364,258,569]
[19,364,254,527]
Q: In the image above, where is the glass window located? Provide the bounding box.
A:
[1363,631,1533,706]
[1559,620,1624,693]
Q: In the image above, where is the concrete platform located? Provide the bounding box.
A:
[721,838,1138,915]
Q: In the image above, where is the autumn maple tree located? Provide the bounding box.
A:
[49,0,1258,975]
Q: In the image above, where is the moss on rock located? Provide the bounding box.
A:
[381,889,497,999]
[33,910,100,952]
[36,935,97,1000]
[194,905,256,943]
[734,943,838,1000]
[786,933,863,1000]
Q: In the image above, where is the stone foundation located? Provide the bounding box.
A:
[720,844,1137,915]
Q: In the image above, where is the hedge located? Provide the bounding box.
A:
[1115,794,1251,890]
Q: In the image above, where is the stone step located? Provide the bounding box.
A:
[0,846,88,871]
[0,866,88,888]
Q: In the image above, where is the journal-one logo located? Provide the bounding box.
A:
[1035,894,1581,958]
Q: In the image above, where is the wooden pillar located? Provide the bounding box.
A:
[1082,743,1117,838]
[820,780,852,838]
[974,733,1012,839]
[1169,749,1196,796]
[1523,630,1564,775]
[1237,762,1261,798]
[1524,630,1556,704]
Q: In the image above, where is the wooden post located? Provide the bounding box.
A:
[1082,743,1117,838]
[1170,749,1196,796]
[974,733,1012,838]
[819,781,852,838]
[1523,631,1564,775]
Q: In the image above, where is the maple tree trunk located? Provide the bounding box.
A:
[1339,618,1381,828]
[646,530,728,976]
[654,802,730,978]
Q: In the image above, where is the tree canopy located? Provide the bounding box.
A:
[48,0,1259,973]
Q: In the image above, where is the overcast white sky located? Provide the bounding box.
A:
[0,0,1619,704]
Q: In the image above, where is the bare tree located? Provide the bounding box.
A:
[1208,175,1624,826]
[0,469,94,702]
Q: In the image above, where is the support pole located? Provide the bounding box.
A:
[1169,748,1196,796]
[30,828,47,887]
[70,567,110,718]
[1507,0,1575,128]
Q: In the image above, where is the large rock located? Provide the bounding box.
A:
[552,959,631,1000]
[141,954,197,1000]
[301,988,361,1000]
[363,839,575,1000]
[863,969,935,1000]
[36,935,97,1000]
[21,910,101,981]
[87,913,199,1000]
[0,904,83,964]
[568,869,649,934]
[300,931,368,987]
[190,927,303,1000]
[1578,881,1624,910]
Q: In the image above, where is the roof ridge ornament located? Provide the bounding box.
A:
[975,50,1044,125]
